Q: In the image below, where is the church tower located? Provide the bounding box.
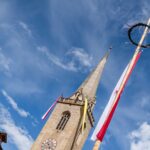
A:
[31,50,110,150]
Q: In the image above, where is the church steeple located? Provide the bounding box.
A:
[78,50,110,99]
[31,49,110,150]
[68,49,110,108]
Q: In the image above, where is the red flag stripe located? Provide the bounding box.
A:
[123,51,142,90]
[96,51,141,141]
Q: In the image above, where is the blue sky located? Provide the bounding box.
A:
[0,0,150,150]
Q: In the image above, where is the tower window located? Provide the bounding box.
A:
[56,111,71,130]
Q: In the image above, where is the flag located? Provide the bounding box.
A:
[41,96,61,120]
[91,62,129,140]
[91,51,141,141]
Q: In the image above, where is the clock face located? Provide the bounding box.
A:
[41,138,57,150]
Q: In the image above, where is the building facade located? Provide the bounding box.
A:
[31,51,109,150]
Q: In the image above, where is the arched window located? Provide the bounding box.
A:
[56,111,71,130]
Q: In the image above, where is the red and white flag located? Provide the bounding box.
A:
[91,51,141,142]
[42,96,61,120]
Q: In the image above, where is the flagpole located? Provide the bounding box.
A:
[106,18,150,121]
[92,140,101,150]
[134,18,150,53]
[111,18,150,108]
[117,18,150,102]
[105,17,150,126]
[92,18,150,150]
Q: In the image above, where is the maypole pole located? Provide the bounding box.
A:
[92,140,101,150]
[92,18,150,150]
[130,18,150,54]
[116,18,150,103]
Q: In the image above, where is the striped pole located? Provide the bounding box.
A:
[92,18,150,150]
[92,140,101,150]
[113,18,150,111]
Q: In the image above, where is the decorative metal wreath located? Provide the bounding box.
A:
[128,23,150,48]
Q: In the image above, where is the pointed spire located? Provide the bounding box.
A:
[78,48,111,99]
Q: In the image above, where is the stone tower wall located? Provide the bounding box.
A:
[31,103,87,150]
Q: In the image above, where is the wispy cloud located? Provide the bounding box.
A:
[0,103,33,150]
[0,22,47,95]
[0,0,149,149]
[1,90,29,117]
[129,122,150,150]
[19,21,32,37]
[37,46,77,71]
[37,46,93,72]
[123,1,150,29]
[1,90,39,126]
[141,1,150,21]
[0,48,11,73]
[67,47,93,68]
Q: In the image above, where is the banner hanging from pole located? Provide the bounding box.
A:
[91,51,141,141]
[41,96,61,120]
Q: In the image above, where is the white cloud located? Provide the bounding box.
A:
[37,46,77,71]
[19,21,32,37]
[0,48,11,72]
[123,1,150,29]
[0,22,47,95]
[67,47,93,68]
[37,46,93,72]
[0,104,33,150]
[1,90,29,117]
[129,122,150,150]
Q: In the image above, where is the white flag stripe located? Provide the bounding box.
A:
[41,96,61,120]
[91,63,129,141]
[41,100,57,120]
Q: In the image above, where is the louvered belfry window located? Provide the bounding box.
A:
[56,111,71,130]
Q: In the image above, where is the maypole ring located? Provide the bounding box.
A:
[128,23,150,48]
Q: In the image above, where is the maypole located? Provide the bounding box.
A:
[92,18,150,150]
[92,140,101,150]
